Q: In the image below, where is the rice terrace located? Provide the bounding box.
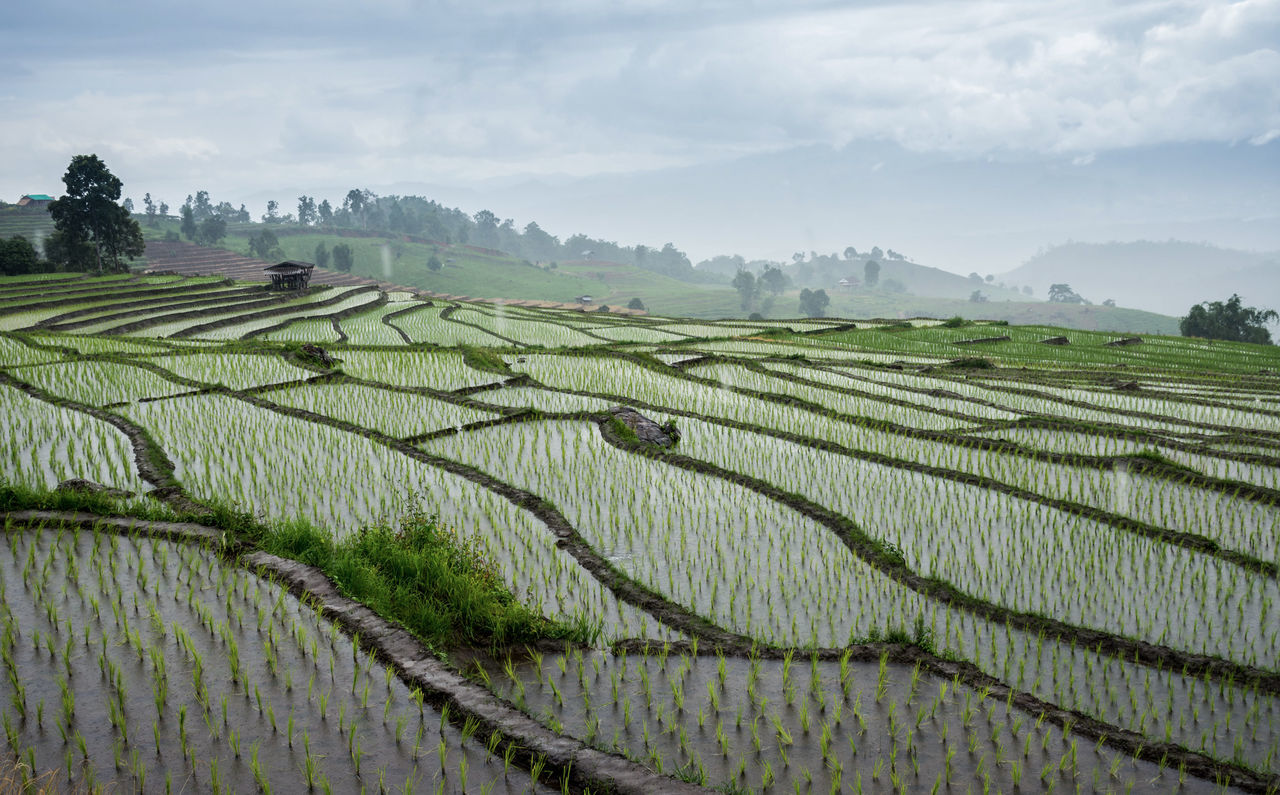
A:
[1,270,1279,794]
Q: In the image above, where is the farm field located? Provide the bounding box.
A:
[0,271,1278,793]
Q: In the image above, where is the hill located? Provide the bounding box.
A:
[1000,241,1280,316]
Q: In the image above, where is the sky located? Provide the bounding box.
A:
[3,0,1278,273]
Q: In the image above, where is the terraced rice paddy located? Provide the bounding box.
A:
[1,271,1278,793]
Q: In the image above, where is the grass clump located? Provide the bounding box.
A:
[261,506,590,652]
[460,346,513,376]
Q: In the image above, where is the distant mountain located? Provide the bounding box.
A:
[999,241,1280,316]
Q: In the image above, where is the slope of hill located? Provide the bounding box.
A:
[1000,241,1280,316]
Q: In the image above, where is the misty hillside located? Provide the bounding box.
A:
[1001,241,1280,316]
[696,252,1028,302]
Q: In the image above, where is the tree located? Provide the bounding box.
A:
[627,297,646,311]
[314,242,330,270]
[332,243,354,273]
[0,236,44,275]
[158,201,169,217]
[426,254,443,272]
[317,199,333,226]
[732,269,757,311]
[192,191,213,220]
[196,216,226,246]
[1022,285,1033,296]
[46,154,145,272]
[262,200,280,223]
[864,260,880,288]
[1102,298,1116,307]
[969,290,988,303]
[759,265,788,296]
[180,205,198,240]
[798,288,830,317]
[1180,294,1277,345]
[1048,283,1085,304]
[870,246,883,259]
[297,195,317,226]
[248,230,281,260]
[843,246,857,261]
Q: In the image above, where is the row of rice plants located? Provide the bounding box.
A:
[261,318,343,343]
[686,337,949,364]
[997,378,1280,434]
[115,393,673,640]
[265,382,501,440]
[789,361,1211,436]
[334,349,504,391]
[470,386,615,414]
[419,419,939,649]
[448,307,606,348]
[688,360,987,430]
[0,335,64,368]
[45,285,268,337]
[391,305,512,346]
[0,383,146,497]
[693,360,1023,427]
[477,646,1208,793]
[122,287,348,339]
[194,289,382,341]
[664,412,1278,668]
[0,523,546,793]
[507,355,1278,563]
[337,299,417,346]
[9,360,192,408]
[147,351,312,392]
[23,333,174,356]
[972,427,1280,492]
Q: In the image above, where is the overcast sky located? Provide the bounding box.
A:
[3,0,1278,270]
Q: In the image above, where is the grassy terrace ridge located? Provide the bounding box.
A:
[0,270,1278,793]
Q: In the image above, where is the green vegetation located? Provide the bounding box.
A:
[1181,293,1277,345]
[262,509,589,650]
[0,271,1278,793]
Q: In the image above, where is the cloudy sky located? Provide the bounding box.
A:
[3,0,1278,271]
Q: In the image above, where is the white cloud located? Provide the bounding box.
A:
[0,0,1276,201]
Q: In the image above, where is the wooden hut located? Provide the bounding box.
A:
[264,261,315,290]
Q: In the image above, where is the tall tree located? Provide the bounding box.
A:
[732,269,757,311]
[297,195,317,226]
[759,265,788,296]
[864,259,880,288]
[798,288,830,317]
[180,205,198,240]
[317,199,333,226]
[332,243,354,273]
[47,154,144,272]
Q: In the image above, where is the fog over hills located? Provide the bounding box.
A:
[376,138,1280,281]
[1000,241,1280,316]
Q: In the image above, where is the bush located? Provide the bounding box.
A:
[941,315,967,328]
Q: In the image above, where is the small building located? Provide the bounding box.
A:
[575,295,593,304]
[264,261,315,290]
[837,277,861,291]
[16,194,54,209]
